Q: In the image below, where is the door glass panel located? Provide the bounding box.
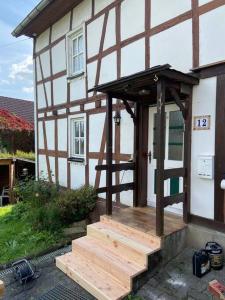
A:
[168,111,184,161]
[170,177,179,195]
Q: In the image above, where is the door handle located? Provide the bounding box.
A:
[148,151,152,164]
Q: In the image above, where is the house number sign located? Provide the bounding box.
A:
[193,115,211,130]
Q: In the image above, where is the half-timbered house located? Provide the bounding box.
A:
[13,0,225,298]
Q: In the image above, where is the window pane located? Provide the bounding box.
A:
[73,39,78,56]
[80,121,84,137]
[75,138,80,155]
[78,35,83,53]
[168,111,184,161]
[80,138,84,155]
[74,121,79,138]
[78,54,84,71]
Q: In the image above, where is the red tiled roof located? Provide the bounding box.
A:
[0,109,34,131]
[0,96,34,124]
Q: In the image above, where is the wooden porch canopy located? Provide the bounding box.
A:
[89,64,199,236]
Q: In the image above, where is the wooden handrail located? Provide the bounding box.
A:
[96,182,134,194]
[164,168,186,180]
[164,193,185,208]
[95,162,135,172]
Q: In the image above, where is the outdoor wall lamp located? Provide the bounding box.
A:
[139,89,151,96]
[113,111,121,126]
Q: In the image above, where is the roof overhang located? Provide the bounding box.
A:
[89,65,199,103]
[12,0,83,38]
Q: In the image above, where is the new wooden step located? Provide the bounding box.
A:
[72,236,145,289]
[87,222,156,267]
[101,215,161,249]
[56,252,130,300]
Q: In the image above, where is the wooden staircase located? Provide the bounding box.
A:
[56,215,161,300]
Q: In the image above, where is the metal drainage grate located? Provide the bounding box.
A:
[0,245,72,279]
[39,284,93,300]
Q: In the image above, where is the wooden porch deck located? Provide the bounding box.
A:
[106,206,186,237]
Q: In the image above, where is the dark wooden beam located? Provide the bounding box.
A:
[156,79,166,236]
[164,193,185,208]
[96,182,134,194]
[95,162,135,172]
[214,74,225,222]
[164,168,186,180]
[133,102,139,207]
[106,94,113,215]
[169,87,186,118]
[183,91,193,223]
[122,99,136,123]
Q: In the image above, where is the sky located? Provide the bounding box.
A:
[0,0,40,101]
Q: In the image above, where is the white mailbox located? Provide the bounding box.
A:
[197,155,214,179]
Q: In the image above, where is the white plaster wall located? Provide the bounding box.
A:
[37,82,51,109]
[38,121,44,149]
[53,76,67,105]
[39,155,48,179]
[70,163,86,189]
[87,15,104,58]
[151,0,191,27]
[52,13,70,42]
[150,20,192,73]
[199,0,212,5]
[200,6,225,66]
[99,52,117,85]
[121,0,145,41]
[89,113,105,152]
[49,156,56,182]
[70,77,86,100]
[72,0,92,28]
[121,38,145,77]
[103,8,116,50]
[52,40,66,74]
[40,51,51,78]
[95,0,114,14]
[87,61,97,91]
[89,158,98,186]
[120,170,134,207]
[120,110,134,155]
[36,58,42,82]
[58,158,68,187]
[36,28,50,52]
[45,120,55,151]
[57,118,68,151]
[191,77,217,219]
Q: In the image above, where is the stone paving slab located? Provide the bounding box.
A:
[136,247,223,300]
[1,247,224,299]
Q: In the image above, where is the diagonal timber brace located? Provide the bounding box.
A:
[122,99,136,123]
[169,87,186,119]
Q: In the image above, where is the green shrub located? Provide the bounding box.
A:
[30,202,62,232]
[15,177,59,206]
[56,185,97,224]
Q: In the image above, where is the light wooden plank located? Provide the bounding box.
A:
[56,253,130,300]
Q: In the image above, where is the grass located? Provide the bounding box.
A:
[0,205,66,265]
[0,150,35,161]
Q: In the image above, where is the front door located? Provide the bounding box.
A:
[147,104,184,215]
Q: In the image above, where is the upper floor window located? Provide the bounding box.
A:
[67,28,85,77]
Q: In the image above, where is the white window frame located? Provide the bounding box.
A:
[66,25,85,78]
[69,114,86,163]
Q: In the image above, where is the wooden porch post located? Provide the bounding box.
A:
[156,79,166,236]
[183,91,192,223]
[106,94,113,215]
